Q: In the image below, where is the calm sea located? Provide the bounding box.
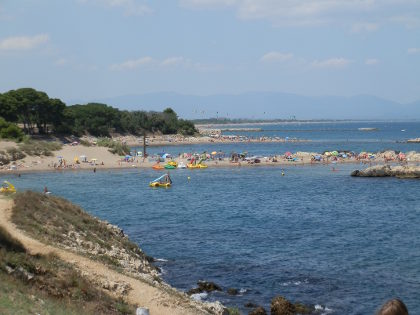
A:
[8,121,420,315]
[143,121,420,156]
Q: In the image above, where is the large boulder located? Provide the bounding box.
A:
[187,280,222,295]
[270,296,312,315]
[249,306,267,315]
[271,296,296,315]
[351,165,420,178]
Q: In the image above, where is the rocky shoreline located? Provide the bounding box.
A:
[351,165,420,178]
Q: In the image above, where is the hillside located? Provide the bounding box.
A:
[89,92,420,120]
[0,192,224,315]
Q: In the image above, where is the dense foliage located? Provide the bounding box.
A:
[0,88,197,138]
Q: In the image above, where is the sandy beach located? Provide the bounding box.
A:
[1,139,419,175]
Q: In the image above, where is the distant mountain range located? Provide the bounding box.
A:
[70,92,420,120]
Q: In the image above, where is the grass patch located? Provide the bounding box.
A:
[11,191,156,276]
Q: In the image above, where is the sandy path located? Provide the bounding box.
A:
[0,197,214,315]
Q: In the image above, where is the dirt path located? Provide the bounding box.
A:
[0,197,216,315]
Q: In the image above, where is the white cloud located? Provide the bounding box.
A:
[179,0,237,9]
[311,57,352,69]
[54,58,69,66]
[110,56,154,70]
[161,56,186,66]
[365,58,379,65]
[390,15,420,29]
[351,22,379,33]
[260,51,294,63]
[179,0,420,27]
[79,0,152,16]
[407,48,420,54]
[0,34,49,51]
[111,55,223,72]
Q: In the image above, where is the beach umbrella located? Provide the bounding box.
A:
[211,151,217,155]
[331,151,339,156]
[57,156,63,159]
[125,155,131,159]
[285,151,292,157]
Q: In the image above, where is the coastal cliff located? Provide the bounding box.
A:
[0,192,225,315]
[351,165,420,178]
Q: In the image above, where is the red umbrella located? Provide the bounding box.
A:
[285,152,292,157]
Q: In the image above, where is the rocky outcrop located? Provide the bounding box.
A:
[270,296,312,315]
[187,281,223,295]
[351,165,420,178]
[248,306,267,315]
[407,138,420,143]
[227,288,239,295]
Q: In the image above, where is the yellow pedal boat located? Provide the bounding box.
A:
[149,182,171,188]
[187,163,208,169]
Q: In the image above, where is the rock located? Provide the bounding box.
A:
[187,280,222,295]
[227,288,239,295]
[249,306,267,315]
[245,302,259,308]
[5,265,14,274]
[351,165,420,178]
[16,267,34,281]
[271,296,296,315]
[294,303,312,314]
[136,307,150,315]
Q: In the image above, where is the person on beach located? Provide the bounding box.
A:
[376,299,408,315]
[44,186,48,194]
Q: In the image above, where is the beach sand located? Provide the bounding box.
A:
[1,140,419,175]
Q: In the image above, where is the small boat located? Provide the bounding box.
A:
[152,164,165,170]
[167,161,178,167]
[164,164,176,169]
[149,182,171,188]
[0,181,16,194]
[177,162,187,169]
[187,163,208,169]
[149,174,172,188]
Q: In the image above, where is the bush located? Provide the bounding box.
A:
[6,147,26,161]
[18,140,62,156]
[0,226,26,253]
[0,150,10,165]
[0,117,24,141]
[96,138,130,156]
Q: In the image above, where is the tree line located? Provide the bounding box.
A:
[0,88,197,139]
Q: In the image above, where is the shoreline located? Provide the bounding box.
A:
[0,196,224,315]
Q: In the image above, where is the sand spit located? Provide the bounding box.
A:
[1,139,420,174]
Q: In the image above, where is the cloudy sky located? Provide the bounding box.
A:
[1,0,420,103]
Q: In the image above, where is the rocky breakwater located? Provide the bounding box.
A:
[351,165,420,178]
[407,138,420,143]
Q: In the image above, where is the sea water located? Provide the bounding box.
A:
[8,121,420,314]
[12,163,420,314]
[142,121,420,157]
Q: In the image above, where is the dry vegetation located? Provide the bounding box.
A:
[11,191,158,278]
[0,226,134,315]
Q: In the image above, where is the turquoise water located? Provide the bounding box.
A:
[10,163,420,314]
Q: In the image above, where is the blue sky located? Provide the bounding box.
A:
[0,0,420,103]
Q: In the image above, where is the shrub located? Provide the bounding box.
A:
[6,147,26,161]
[97,138,130,156]
[0,226,26,253]
[18,140,62,156]
[0,117,24,141]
